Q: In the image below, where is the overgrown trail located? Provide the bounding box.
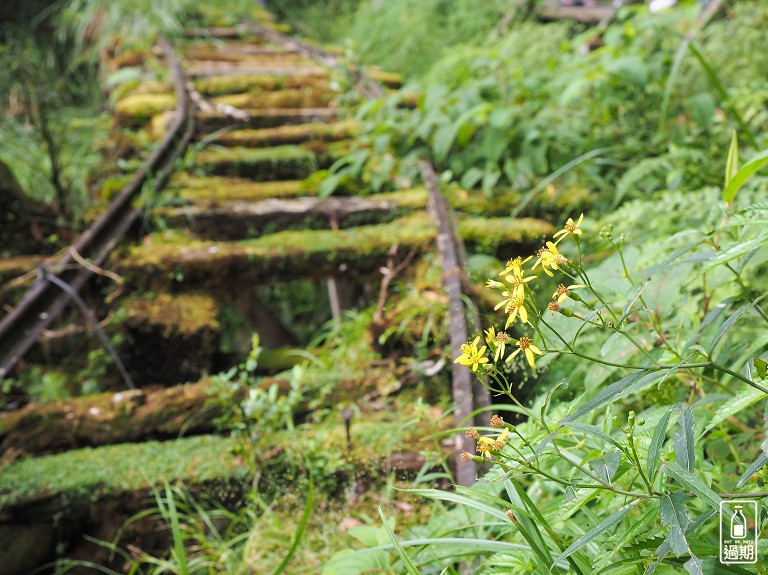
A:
[0,8,556,574]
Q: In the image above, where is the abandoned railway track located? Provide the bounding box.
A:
[0,9,568,572]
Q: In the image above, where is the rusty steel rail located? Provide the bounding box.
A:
[0,37,194,379]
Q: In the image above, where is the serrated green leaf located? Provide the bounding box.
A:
[724,130,738,191]
[702,230,768,272]
[673,407,695,472]
[662,462,722,511]
[648,406,676,481]
[727,204,768,226]
[595,500,659,571]
[660,492,691,557]
[703,386,766,434]
[754,358,768,379]
[550,501,638,568]
[723,148,768,203]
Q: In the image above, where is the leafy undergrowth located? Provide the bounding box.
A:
[3,1,768,574]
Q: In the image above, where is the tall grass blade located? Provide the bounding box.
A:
[377,506,421,575]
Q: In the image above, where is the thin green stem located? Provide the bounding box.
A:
[712,362,768,395]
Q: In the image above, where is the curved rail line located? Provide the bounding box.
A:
[0,37,194,379]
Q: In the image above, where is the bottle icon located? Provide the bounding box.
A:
[731,505,747,539]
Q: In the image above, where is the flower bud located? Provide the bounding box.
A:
[568,291,583,302]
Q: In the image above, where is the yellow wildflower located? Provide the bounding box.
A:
[493,427,510,450]
[460,451,473,462]
[485,326,509,362]
[507,336,543,368]
[499,255,532,277]
[505,265,536,297]
[503,295,528,329]
[454,336,488,372]
[532,242,568,277]
[552,283,585,304]
[494,331,510,361]
[553,213,584,243]
[476,437,492,458]
[490,414,505,428]
[547,301,561,313]
[485,326,496,347]
[465,427,479,439]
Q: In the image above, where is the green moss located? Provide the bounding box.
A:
[443,184,591,219]
[114,93,176,126]
[101,175,133,201]
[185,47,311,69]
[0,435,243,510]
[299,170,362,196]
[195,144,344,180]
[195,73,329,96]
[115,80,172,102]
[123,293,219,336]
[212,120,357,148]
[213,86,335,110]
[364,67,404,88]
[121,214,436,284]
[195,108,340,132]
[173,176,306,204]
[459,216,554,254]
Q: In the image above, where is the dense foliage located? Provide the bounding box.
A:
[3,0,767,574]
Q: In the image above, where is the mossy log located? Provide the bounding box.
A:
[172,176,307,203]
[194,143,347,180]
[0,387,238,456]
[0,435,245,575]
[212,87,336,110]
[154,190,426,240]
[459,216,554,254]
[211,120,357,148]
[184,46,308,64]
[119,214,436,288]
[194,107,340,133]
[194,73,331,96]
[118,213,552,289]
[120,293,220,385]
[186,63,326,78]
[364,68,404,89]
[114,93,177,127]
